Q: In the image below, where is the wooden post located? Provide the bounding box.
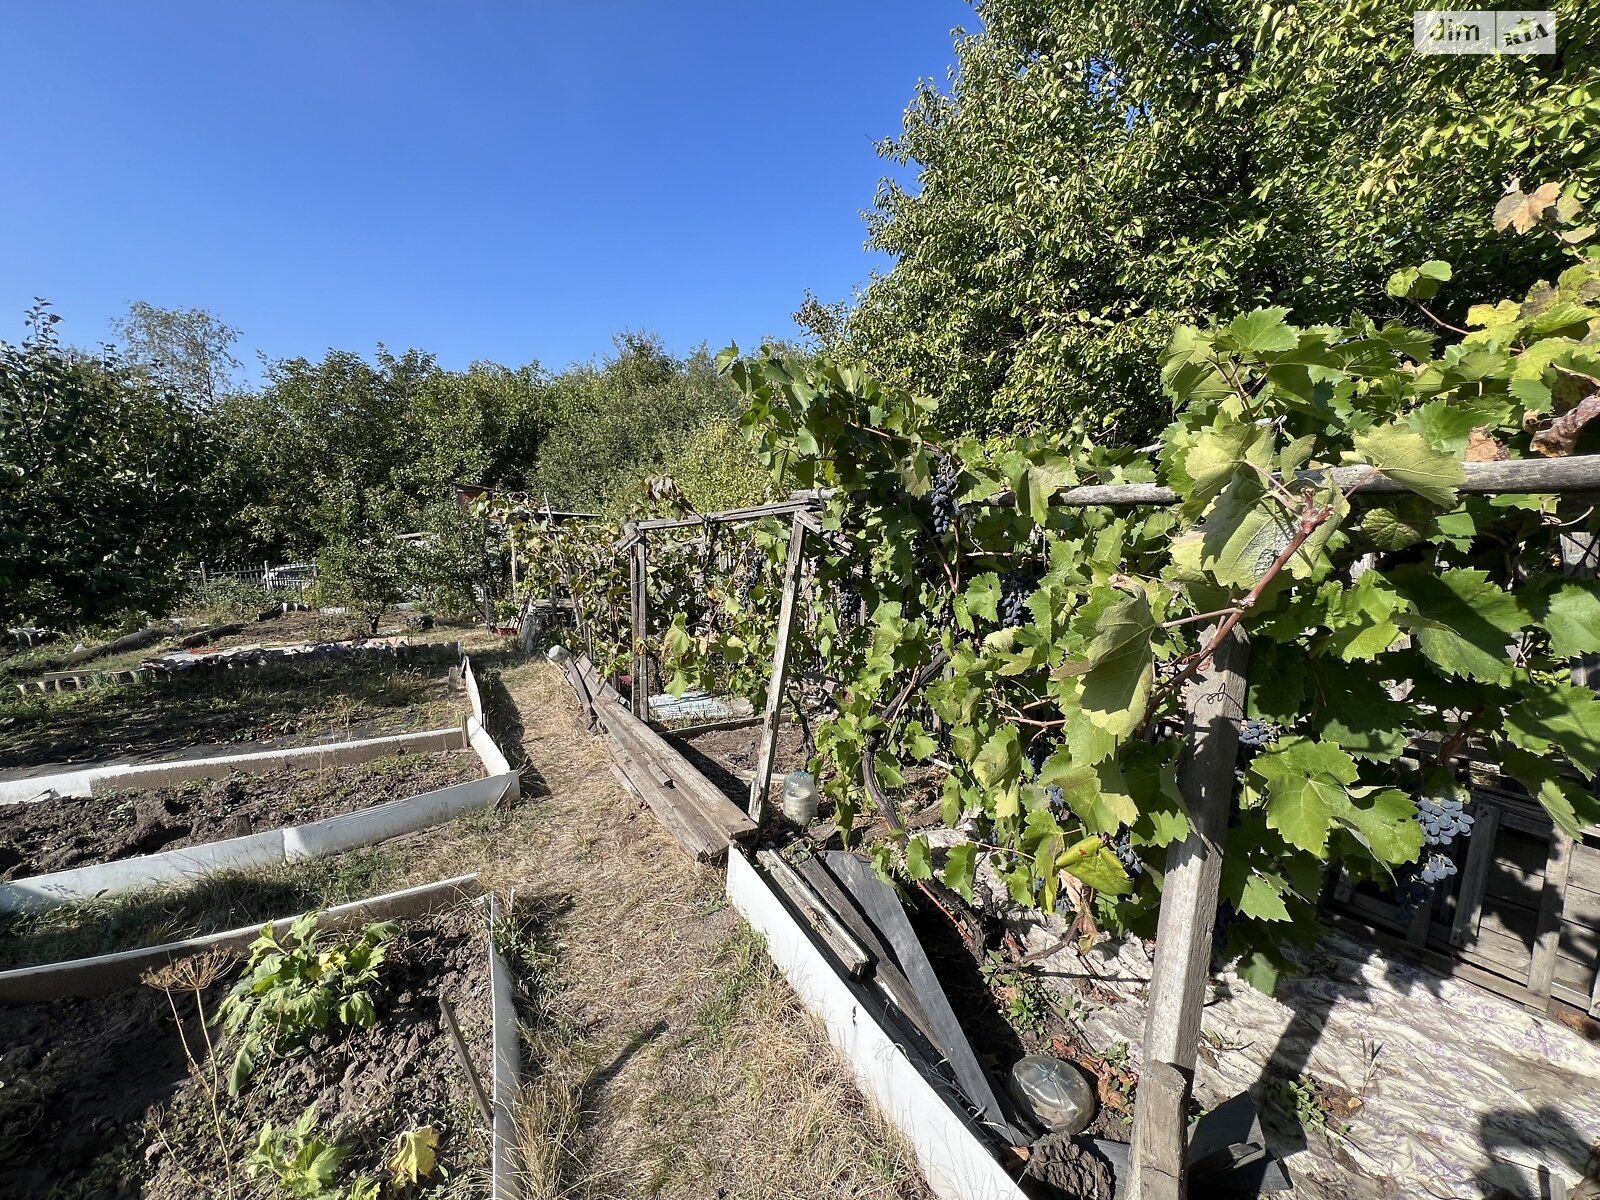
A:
[1130,624,1250,1200]
[630,533,649,720]
[748,512,809,827]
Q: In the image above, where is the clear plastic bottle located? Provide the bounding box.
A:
[1007,1055,1095,1135]
[781,770,819,825]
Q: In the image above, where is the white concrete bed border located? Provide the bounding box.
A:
[485,893,523,1200]
[0,655,519,912]
[0,727,468,805]
[0,873,481,1002]
[725,849,1027,1200]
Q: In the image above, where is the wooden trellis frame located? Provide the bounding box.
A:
[731,454,1600,1200]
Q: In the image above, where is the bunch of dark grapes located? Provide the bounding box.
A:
[1390,865,1436,921]
[999,570,1034,627]
[1238,720,1280,751]
[1111,830,1144,878]
[1024,736,1057,776]
[1420,852,1458,885]
[929,460,959,537]
[1417,791,1474,846]
[1045,784,1066,813]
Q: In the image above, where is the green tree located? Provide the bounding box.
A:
[844,0,1599,443]
[0,303,212,628]
[111,301,243,408]
[529,333,743,512]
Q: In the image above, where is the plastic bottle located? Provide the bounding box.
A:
[781,770,819,826]
[1007,1055,1095,1135]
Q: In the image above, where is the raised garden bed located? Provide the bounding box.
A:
[0,750,479,882]
[667,718,811,803]
[0,901,497,1199]
[0,657,463,772]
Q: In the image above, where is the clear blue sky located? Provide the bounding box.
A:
[0,2,973,378]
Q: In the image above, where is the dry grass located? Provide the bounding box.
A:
[488,661,934,1200]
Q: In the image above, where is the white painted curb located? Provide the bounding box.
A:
[485,893,523,1200]
[0,873,482,1002]
[0,773,515,912]
[0,727,469,805]
[725,850,1027,1200]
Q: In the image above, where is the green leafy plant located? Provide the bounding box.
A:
[246,1105,379,1200]
[503,196,1600,1000]
[215,913,398,1095]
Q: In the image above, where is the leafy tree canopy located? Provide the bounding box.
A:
[843,0,1599,443]
[0,304,213,629]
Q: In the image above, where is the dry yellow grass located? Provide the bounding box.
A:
[485,658,935,1200]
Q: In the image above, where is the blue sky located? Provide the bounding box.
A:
[0,2,973,378]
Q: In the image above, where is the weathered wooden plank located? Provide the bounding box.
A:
[1133,1063,1191,1200]
[1531,831,1575,1002]
[757,850,871,978]
[607,740,723,863]
[1458,926,1535,978]
[823,850,1026,1146]
[1561,879,1600,926]
[1131,625,1250,1200]
[630,536,648,720]
[1569,844,1600,894]
[600,703,756,847]
[748,512,808,827]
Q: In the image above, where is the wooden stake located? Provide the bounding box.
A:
[748,512,808,826]
[630,533,648,720]
[1130,624,1250,1200]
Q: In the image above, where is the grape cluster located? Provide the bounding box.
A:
[1025,736,1057,775]
[1111,830,1144,877]
[1417,791,1475,846]
[999,570,1034,627]
[1238,720,1280,750]
[1045,784,1066,812]
[1392,873,1435,921]
[929,461,959,537]
[1420,853,1458,885]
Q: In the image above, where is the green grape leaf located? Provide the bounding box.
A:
[943,843,977,903]
[1078,590,1156,736]
[1225,307,1299,353]
[1310,664,1408,761]
[906,835,933,881]
[1390,567,1525,684]
[1347,424,1465,507]
[1056,837,1135,895]
[1504,682,1600,779]
[1235,950,1284,995]
[1341,787,1424,865]
[1238,871,1293,922]
[963,573,1001,623]
[972,725,1022,789]
[1500,745,1600,837]
[1540,581,1600,659]
[1253,738,1359,857]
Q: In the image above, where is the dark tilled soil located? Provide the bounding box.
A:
[0,903,493,1200]
[668,719,811,802]
[0,751,480,882]
[0,659,462,772]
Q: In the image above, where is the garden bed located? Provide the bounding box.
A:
[0,901,495,1199]
[0,657,462,772]
[668,718,811,803]
[0,750,478,882]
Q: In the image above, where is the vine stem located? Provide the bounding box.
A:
[1434,707,1484,765]
[1138,490,1333,733]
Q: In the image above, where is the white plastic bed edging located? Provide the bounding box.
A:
[725,850,1028,1200]
[485,893,523,1200]
[463,656,486,725]
[0,873,482,1002]
[0,772,517,912]
[468,716,514,781]
[0,727,468,805]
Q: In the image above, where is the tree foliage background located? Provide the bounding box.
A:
[836,0,1599,443]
